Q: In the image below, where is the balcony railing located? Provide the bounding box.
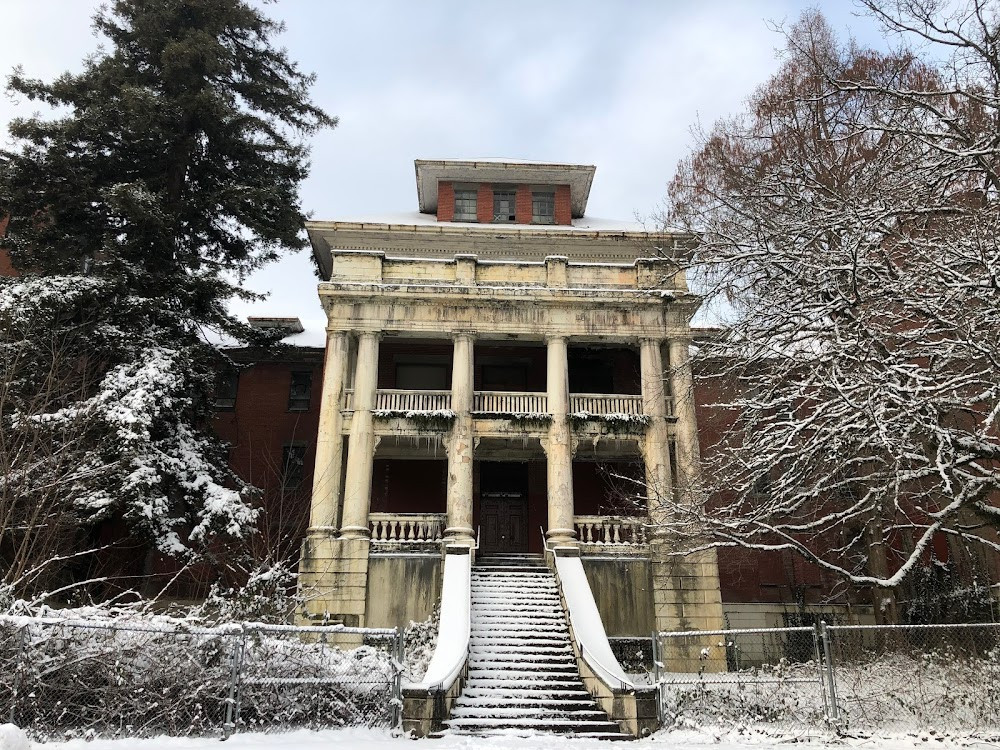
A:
[569,394,643,415]
[342,389,660,418]
[574,515,648,546]
[369,513,446,545]
[343,389,452,412]
[473,391,548,414]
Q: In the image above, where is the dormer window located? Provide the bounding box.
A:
[454,189,478,222]
[493,190,516,223]
[532,191,555,224]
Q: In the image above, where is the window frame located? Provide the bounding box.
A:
[214,370,239,411]
[288,370,313,412]
[531,191,555,224]
[453,188,478,222]
[492,189,516,223]
[281,443,307,491]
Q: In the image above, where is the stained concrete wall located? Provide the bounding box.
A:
[365,553,442,629]
[581,557,655,637]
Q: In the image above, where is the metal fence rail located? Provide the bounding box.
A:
[0,616,403,742]
[655,621,1000,735]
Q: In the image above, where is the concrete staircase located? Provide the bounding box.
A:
[442,553,628,739]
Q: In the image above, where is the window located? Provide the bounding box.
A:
[288,370,312,411]
[281,444,307,490]
[481,364,528,391]
[214,371,239,410]
[532,192,554,224]
[493,190,516,222]
[454,189,478,222]
[396,363,450,390]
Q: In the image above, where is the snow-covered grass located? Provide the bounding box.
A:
[27,725,1000,750]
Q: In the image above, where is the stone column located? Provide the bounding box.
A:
[308,331,350,532]
[653,337,726,669]
[445,333,476,545]
[668,338,700,495]
[544,335,576,546]
[339,332,380,539]
[640,338,672,525]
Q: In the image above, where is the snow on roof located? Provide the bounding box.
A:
[325,211,653,234]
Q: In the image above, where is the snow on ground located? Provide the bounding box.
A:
[33,727,1000,750]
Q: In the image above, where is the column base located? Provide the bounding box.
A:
[338,525,372,540]
[443,526,476,547]
[546,527,578,547]
[297,536,372,628]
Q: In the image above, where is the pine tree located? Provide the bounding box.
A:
[0,0,335,599]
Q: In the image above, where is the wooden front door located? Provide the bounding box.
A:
[479,462,529,554]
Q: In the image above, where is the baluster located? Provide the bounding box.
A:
[585,522,594,543]
[613,522,622,544]
[391,520,400,541]
[406,520,415,540]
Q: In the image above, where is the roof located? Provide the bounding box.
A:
[414,159,596,218]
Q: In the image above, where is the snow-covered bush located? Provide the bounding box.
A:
[403,605,439,682]
[0,614,397,741]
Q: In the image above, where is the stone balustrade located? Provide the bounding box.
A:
[569,393,644,415]
[369,513,447,544]
[471,390,549,414]
[574,515,648,546]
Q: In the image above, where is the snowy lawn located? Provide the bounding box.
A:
[28,727,1000,750]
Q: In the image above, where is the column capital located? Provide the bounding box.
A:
[452,331,478,342]
[545,333,569,345]
[353,329,384,341]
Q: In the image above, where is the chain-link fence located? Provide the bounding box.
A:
[655,622,1000,735]
[0,615,402,742]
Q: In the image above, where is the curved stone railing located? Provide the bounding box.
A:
[402,547,471,737]
[551,546,659,737]
[574,515,648,546]
[369,513,446,545]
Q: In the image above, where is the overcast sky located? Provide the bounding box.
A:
[1,0,890,335]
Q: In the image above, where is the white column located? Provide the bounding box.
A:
[668,338,700,498]
[339,332,380,539]
[308,331,350,532]
[445,333,476,545]
[545,335,576,546]
[640,338,672,524]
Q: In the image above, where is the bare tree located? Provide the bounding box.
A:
[663,4,1000,613]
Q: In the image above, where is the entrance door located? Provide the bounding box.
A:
[479,462,529,554]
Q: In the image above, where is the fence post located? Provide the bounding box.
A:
[8,625,27,725]
[812,624,829,721]
[391,627,405,729]
[651,631,662,725]
[223,627,247,741]
[819,621,840,726]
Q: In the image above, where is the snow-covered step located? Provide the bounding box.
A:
[441,554,627,739]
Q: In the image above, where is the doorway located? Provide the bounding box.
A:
[478,462,529,554]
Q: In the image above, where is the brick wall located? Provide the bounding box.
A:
[437,181,454,222]
[476,183,494,223]
[515,185,532,224]
[555,184,572,224]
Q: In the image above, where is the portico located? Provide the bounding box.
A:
[297,159,724,647]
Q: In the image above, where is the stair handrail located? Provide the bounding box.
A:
[539,526,553,553]
[552,550,634,692]
[406,546,471,693]
[578,640,627,692]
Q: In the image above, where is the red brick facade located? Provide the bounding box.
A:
[554,184,572,225]
[437,181,455,222]
[434,181,573,225]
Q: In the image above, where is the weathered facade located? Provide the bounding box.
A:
[294,159,727,647]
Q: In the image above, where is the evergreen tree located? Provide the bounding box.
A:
[0,0,335,598]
